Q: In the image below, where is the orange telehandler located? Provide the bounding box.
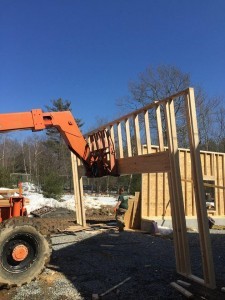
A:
[0,109,117,287]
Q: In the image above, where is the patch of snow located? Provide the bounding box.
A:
[22,182,41,194]
[0,187,19,198]
[25,193,62,214]
[84,195,117,209]
[206,201,215,208]
[157,225,173,235]
[21,183,117,212]
[23,191,117,215]
[0,183,174,236]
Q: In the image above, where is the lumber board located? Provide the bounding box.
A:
[89,134,97,151]
[185,88,216,288]
[79,174,86,226]
[170,282,193,298]
[155,173,158,216]
[124,198,134,229]
[0,189,20,194]
[156,104,164,151]
[177,280,191,288]
[62,225,88,232]
[216,154,221,214]
[117,151,170,175]
[204,183,225,190]
[184,151,188,214]
[223,155,225,213]
[165,100,191,276]
[117,122,124,158]
[0,201,12,207]
[0,198,30,206]
[141,173,149,217]
[133,114,142,155]
[110,125,115,147]
[132,192,141,228]
[144,110,152,153]
[125,118,132,157]
[124,192,141,229]
[71,153,86,227]
[100,277,131,297]
[187,274,205,286]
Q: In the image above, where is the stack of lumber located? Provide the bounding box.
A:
[0,189,30,207]
[124,192,141,230]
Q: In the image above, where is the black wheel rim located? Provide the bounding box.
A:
[1,232,39,273]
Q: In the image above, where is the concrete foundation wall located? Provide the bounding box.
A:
[141,216,225,231]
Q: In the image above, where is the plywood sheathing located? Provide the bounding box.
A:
[142,149,225,218]
[124,192,141,229]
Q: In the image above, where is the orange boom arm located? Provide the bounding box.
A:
[0,109,116,177]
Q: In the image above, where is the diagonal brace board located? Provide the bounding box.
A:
[185,88,216,288]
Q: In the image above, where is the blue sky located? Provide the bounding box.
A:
[0,0,225,133]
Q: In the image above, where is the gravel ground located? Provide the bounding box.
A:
[1,227,225,300]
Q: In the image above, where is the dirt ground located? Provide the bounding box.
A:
[1,208,225,300]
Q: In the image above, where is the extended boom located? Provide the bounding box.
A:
[0,109,117,177]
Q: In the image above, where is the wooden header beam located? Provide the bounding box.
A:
[117,151,170,174]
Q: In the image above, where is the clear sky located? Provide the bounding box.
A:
[0,0,225,133]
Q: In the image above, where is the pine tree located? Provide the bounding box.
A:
[45,98,84,143]
[43,98,84,192]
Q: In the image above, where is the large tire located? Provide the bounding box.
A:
[0,223,51,287]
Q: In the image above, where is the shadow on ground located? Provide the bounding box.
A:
[1,228,225,299]
[49,229,225,299]
[50,229,180,299]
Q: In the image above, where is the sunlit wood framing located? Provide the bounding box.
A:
[72,87,216,289]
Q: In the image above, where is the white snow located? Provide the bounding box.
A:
[23,193,117,214]
[84,195,117,209]
[0,187,20,198]
[0,182,173,235]
[15,182,117,214]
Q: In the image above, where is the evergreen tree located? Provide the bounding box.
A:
[45,98,84,143]
[41,172,64,199]
[43,98,84,191]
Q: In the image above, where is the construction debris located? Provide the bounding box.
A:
[177,279,191,288]
[59,225,88,233]
[99,276,131,298]
[170,282,193,298]
[59,222,117,234]
[30,206,56,217]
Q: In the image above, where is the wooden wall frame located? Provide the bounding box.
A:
[71,87,216,289]
[71,153,86,227]
[142,147,225,218]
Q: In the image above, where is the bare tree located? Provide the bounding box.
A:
[117,65,190,148]
[117,65,223,151]
[214,107,225,152]
[194,88,220,151]
[117,65,190,111]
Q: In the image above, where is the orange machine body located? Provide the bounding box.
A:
[0,184,27,223]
